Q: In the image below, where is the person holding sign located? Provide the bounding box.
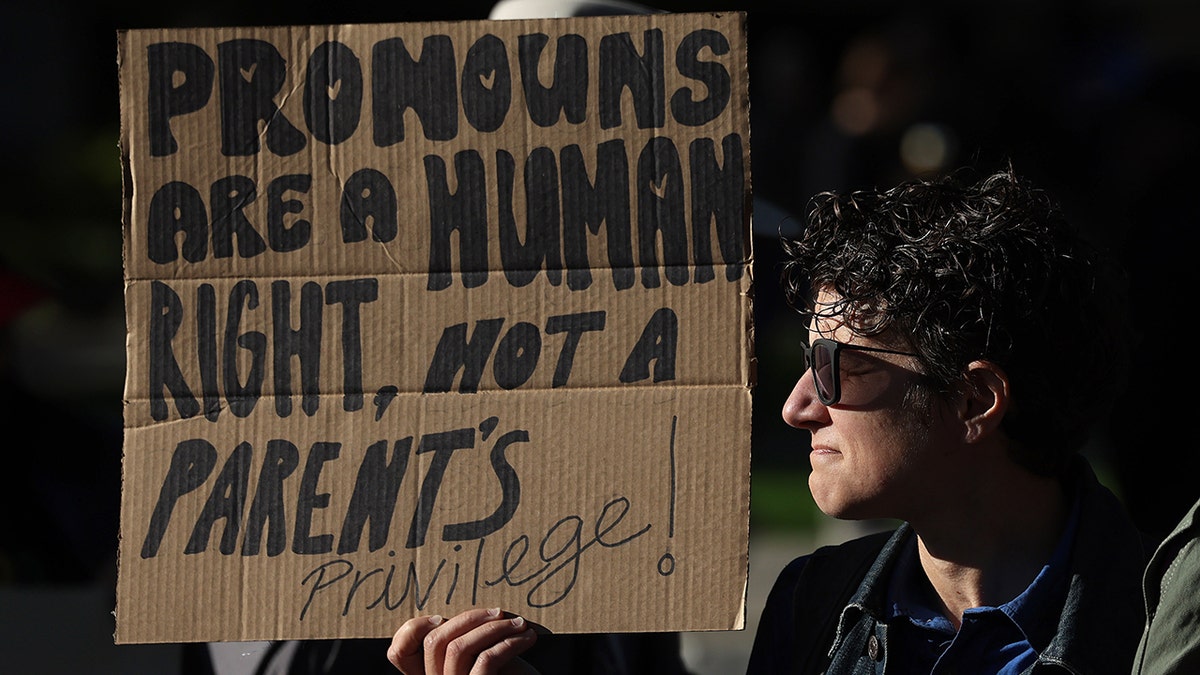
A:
[387,165,1155,674]
[746,165,1155,673]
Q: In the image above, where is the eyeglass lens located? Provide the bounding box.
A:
[806,341,837,404]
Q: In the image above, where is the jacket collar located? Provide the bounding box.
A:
[827,523,910,658]
[1034,457,1149,672]
[824,457,1149,671]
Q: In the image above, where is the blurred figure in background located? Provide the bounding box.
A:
[1133,495,1200,674]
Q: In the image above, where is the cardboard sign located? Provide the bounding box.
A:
[115,12,752,644]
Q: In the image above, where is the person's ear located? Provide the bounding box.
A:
[958,360,1010,444]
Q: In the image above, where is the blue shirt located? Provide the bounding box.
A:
[883,496,1081,674]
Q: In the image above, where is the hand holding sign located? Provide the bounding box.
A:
[388,609,539,675]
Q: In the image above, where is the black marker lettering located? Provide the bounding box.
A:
[304,41,363,145]
[147,181,208,265]
[185,441,253,555]
[217,39,305,157]
[293,442,341,555]
[599,30,665,130]
[406,428,475,548]
[271,280,323,418]
[498,147,563,288]
[338,438,413,554]
[425,150,489,290]
[423,319,505,393]
[325,278,378,412]
[224,280,266,417]
[670,29,731,126]
[561,140,634,291]
[149,280,199,421]
[637,137,688,288]
[242,439,301,557]
[461,34,511,133]
[518,33,588,127]
[141,439,218,558]
[620,307,678,383]
[147,42,215,157]
[544,311,606,388]
[266,174,313,253]
[210,174,267,260]
[372,36,458,145]
[442,427,526,541]
[340,168,398,244]
[690,134,746,283]
[492,322,541,390]
[197,284,221,420]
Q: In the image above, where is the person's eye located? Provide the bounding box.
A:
[839,353,874,375]
[839,366,871,382]
[840,353,890,381]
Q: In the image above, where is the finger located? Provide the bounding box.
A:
[387,614,445,673]
[429,610,532,675]
[423,608,507,674]
[468,619,539,675]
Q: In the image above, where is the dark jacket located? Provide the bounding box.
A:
[747,459,1154,674]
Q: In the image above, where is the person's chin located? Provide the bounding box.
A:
[809,475,883,521]
[808,471,850,518]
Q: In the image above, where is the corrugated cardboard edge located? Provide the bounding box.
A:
[742,9,757,633]
[114,27,131,644]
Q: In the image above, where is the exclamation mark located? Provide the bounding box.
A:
[657,415,678,576]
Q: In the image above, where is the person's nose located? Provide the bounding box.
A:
[781,368,830,430]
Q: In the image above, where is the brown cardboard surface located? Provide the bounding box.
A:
[117,12,752,643]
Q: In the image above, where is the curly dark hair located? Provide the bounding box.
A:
[781,165,1130,475]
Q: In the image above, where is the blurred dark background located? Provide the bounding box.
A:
[1,0,1198,670]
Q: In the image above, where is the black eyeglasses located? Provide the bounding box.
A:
[800,338,921,406]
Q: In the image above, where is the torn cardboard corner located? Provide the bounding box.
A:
[116,11,753,644]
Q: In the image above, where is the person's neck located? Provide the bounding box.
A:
[910,461,1068,630]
